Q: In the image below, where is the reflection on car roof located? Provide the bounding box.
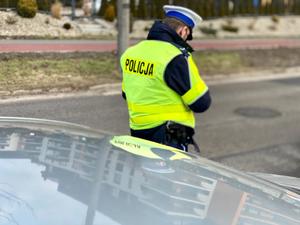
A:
[0,118,299,225]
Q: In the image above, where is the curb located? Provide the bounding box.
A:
[205,66,300,85]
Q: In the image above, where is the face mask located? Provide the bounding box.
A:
[179,26,192,42]
[187,27,193,41]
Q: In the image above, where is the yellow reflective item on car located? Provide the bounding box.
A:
[110,135,191,160]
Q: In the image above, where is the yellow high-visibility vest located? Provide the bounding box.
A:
[121,40,208,130]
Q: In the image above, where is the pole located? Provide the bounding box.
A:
[71,0,76,20]
[92,0,96,16]
[117,0,130,62]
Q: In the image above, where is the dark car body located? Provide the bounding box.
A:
[0,117,299,225]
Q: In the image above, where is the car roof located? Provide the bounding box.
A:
[0,117,299,225]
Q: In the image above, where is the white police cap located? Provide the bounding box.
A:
[163,5,203,28]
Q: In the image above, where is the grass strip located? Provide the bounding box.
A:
[0,48,299,93]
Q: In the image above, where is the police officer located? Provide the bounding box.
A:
[120,5,211,152]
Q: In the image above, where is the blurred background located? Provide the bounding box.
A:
[0,0,299,177]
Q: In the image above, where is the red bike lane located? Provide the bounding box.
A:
[0,38,300,53]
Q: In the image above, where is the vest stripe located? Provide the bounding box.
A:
[182,81,208,105]
[127,101,189,114]
[131,113,194,125]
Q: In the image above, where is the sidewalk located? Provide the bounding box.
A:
[0,38,300,53]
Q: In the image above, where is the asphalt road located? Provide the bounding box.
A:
[1,38,300,52]
[0,75,299,177]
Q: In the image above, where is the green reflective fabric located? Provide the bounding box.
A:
[121,40,199,130]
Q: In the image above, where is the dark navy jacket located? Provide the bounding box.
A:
[123,21,211,140]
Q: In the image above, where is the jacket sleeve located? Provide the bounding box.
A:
[164,54,211,113]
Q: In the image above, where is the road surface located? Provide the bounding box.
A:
[0,75,299,177]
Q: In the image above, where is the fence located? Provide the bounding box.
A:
[0,0,83,9]
[130,0,300,19]
[0,0,18,8]
[0,0,300,19]
[0,0,53,10]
